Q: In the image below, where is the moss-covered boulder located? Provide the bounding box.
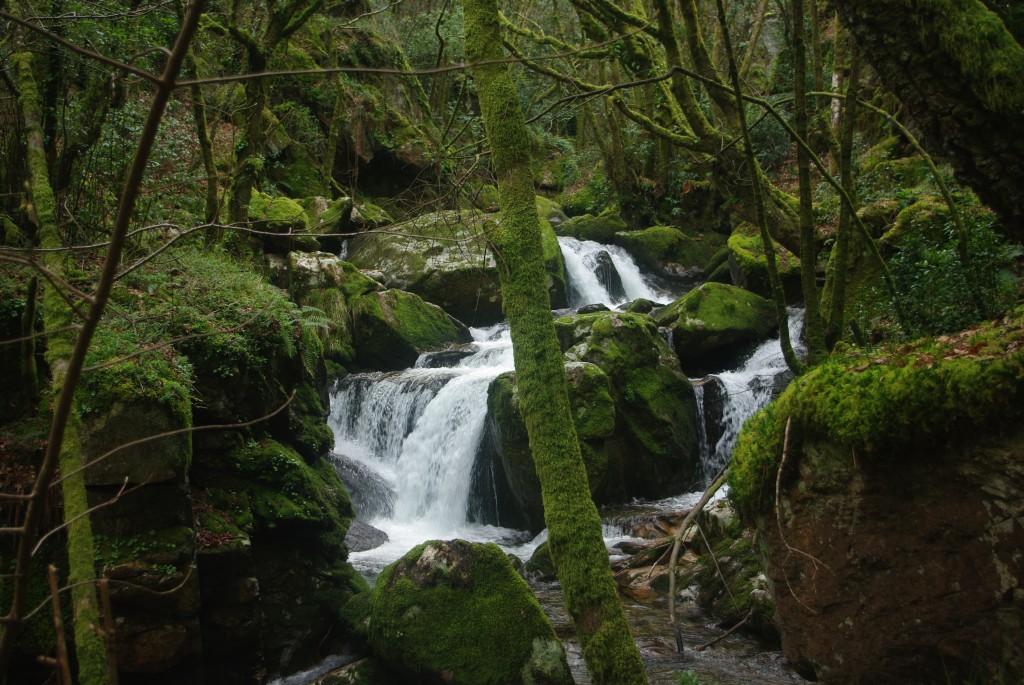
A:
[556,210,628,243]
[368,540,572,685]
[730,311,1024,683]
[613,225,727,283]
[350,289,472,370]
[347,210,568,326]
[249,189,320,253]
[654,282,778,374]
[488,361,616,530]
[726,222,801,300]
[488,312,699,528]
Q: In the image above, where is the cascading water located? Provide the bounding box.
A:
[558,236,667,307]
[696,308,805,482]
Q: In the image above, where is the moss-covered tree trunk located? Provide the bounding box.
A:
[825,49,860,347]
[832,0,1024,243]
[10,48,109,685]
[791,0,827,364]
[462,2,647,683]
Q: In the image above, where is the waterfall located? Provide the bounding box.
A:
[330,234,801,576]
[558,236,667,307]
[329,327,525,575]
[696,308,805,482]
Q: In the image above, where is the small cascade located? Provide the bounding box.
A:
[558,236,667,307]
[696,308,805,482]
[328,326,523,575]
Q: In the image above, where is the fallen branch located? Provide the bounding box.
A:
[667,467,730,652]
[695,608,754,651]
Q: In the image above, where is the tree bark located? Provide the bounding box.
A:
[832,0,1024,243]
[462,2,647,682]
[791,0,827,364]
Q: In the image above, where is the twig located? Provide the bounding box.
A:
[47,565,72,685]
[775,417,828,615]
[694,608,754,651]
[667,468,729,652]
[98,579,119,685]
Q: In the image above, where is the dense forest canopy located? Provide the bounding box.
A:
[1,0,1022,683]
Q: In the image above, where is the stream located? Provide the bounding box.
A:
[326,236,808,684]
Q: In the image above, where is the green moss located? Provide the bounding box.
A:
[916,0,1024,114]
[249,190,309,230]
[525,541,556,578]
[369,540,570,684]
[614,225,727,275]
[228,438,351,537]
[339,591,373,642]
[350,289,469,369]
[730,307,1024,520]
[557,211,628,243]
[727,222,800,299]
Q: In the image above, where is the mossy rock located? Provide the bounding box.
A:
[250,190,320,253]
[369,540,572,685]
[535,195,568,226]
[859,155,935,200]
[856,199,903,239]
[488,361,616,530]
[524,541,557,580]
[654,282,778,374]
[556,312,700,499]
[881,196,950,251]
[729,305,1024,521]
[726,222,801,300]
[682,530,778,644]
[556,210,627,243]
[614,225,727,283]
[351,289,472,370]
[859,135,904,172]
[347,210,567,325]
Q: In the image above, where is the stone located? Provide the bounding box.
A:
[613,225,727,284]
[347,210,568,326]
[369,540,573,685]
[350,289,473,370]
[654,282,778,374]
[726,222,801,300]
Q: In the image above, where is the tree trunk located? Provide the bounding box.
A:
[10,48,109,685]
[832,0,1024,242]
[462,2,647,682]
[825,48,860,347]
[791,0,827,364]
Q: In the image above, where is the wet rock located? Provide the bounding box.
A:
[347,210,568,326]
[576,302,611,315]
[613,225,727,285]
[726,222,801,300]
[654,282,778,375]
[345,519,389,553]
[369,540,572,685]
[350,289,472,370]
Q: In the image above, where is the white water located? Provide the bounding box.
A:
[558,236,667,307]
[330,236,803,578]
[697,307,805,482]
[329,326,530,577]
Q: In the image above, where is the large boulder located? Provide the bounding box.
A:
[346,210,568,326]
[487,361,617,531]
[556,210,628,243]
[613,225,727,284]
[249,190,320,254]
[350,289,472,370]
[730,313,1024,683]
[654,282,778,374]
[726,222,801,300]
[368,539,573,685]
[488,312,700,530]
